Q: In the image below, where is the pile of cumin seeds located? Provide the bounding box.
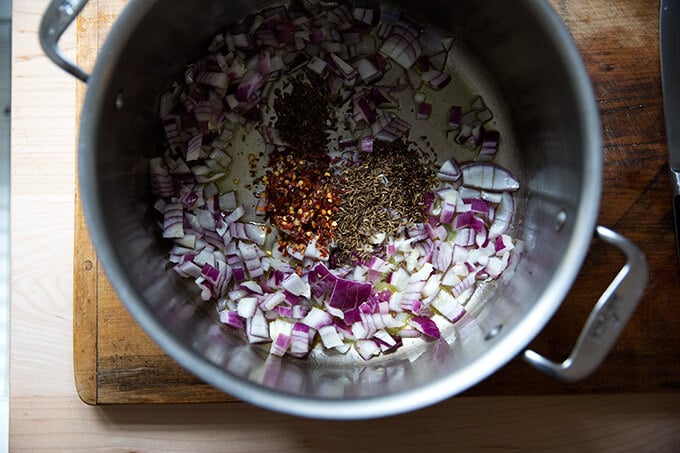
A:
[332,139,437,264]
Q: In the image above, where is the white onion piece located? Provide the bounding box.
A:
[307,56,327,75]
[281,273,311,298]
[318,325,345,349]
[162,203,184,239]
[438,159,462,184]
[461,162,520,192]
[330,53,358,80]
[236,297,258,318]
[196,71,229,89]
[489,192,515,238]
[246,309,269,343]
[260,292,286,311]
[224,205,245,223]
[354,57,380,82]
[432,290,466,323]
[355,340,381,360]
[302,307,333,330]
[149,158,174,198]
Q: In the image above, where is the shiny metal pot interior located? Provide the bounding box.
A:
[42,0,647,418]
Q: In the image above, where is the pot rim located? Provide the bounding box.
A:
[78,0,602,419]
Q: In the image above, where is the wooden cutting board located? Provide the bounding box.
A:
[73,0,680,405]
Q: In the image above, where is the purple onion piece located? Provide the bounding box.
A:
[478,130,500,162]
[410,316,441,339]
[416,102,432,120]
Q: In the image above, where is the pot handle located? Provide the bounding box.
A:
[523,226,648,381]
[39,0,90,82]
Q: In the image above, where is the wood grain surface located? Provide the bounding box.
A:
[72,0,680,405]
[9,0,680,451]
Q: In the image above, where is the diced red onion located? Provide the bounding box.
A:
[354,57,381,83]
[235,71,264,102]
[424,223,446,241]
[218,191,238,211]
[470,96,486,111]
[489,192,514,238]
[229,222,266,245]
[355,339,380,360]
[186,134,203,161]
[372,112,411,141]
[478,130,499,162]
[461,162,520,192]
[318,325,345,349]
[307,56,327,75]
[302,306,333,330]
[359,136,375,153]
[485,254,510,278]
[421,69,451,90]
[307,263,336,298]
[328,278,372,313]
[429,50,447,71]
[289,322,311,357]
[232,32,252,49]
[353,94,376,125]
[453,273,476,298]
[224,205,245,223]
[440,202,456,224]
[162,203,184,239]
[330,53,358,80]
[261,292,286,311]
[416,102,432,120]
[433,241,454,272]
[219,310,243,329]
[438,159,462,185]
[407,224,428,241]
[173,260,202,279]
[149,158,174,198]
[269,332,291,357]
[196,72,229,89]
[281,273,311,298]
[237,296,258,319]
[409,316,441,339]
[239,280,263,294]
[353,7,380,26]
[432,291,464,322]
[380,26,422,69]
[369,85,399,109]
[470,124,484,149]
[454,228,476,247]
[475,224,489,248]
[269,320,293,356]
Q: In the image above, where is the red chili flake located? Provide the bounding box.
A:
[261,73,340,254]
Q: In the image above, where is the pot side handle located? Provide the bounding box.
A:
[523,226,648,382]
[39,0,90,82]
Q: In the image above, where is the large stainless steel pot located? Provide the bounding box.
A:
[40,0,647,418]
